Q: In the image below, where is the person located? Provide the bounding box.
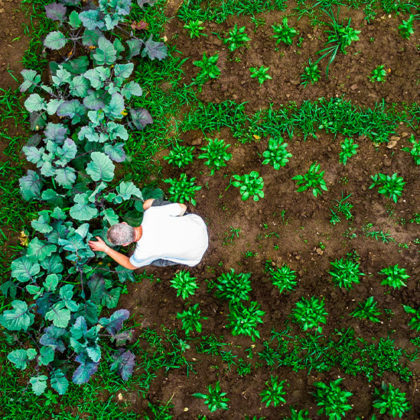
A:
[88,198,209,269]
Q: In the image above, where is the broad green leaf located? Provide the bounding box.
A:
[63,56,90,75]
[41,189,64,207]
[79,9,104,30]
[45,302,71,328]
[7,348,37,370]
[70,193,99,221]
[113,63,134,79]
[126,38,142,59]
[51,369,69,395]
[99,309,129,335]
[55,167,77,188]
[45,123,68,142]
[75,223,90,239]
[86,152,115,182]
[60,284,79,312]
[52,66,72,86]
[56,100,86,125]
[44,274,60,292]
[102,287,121,309]
[44,31,67,50]
[103,93,124,119]
[41,255,63,274]
[23,146,44,165]
[30,375,48,396]
[87,345,101,363]
[84,66,110,89]
[51,207,66,220]
[142,35,167,61]
[69,10,82,28]
[11,256,41,282]
[46,99,64,115]
[116,265,135,283]
[83,92,105,111]
[20,69,41,93]
[93,37,117,65]
[117,181,143,200]
[0,300,34,331]
[26,285,43,299]
[40,325,66,352]
[103,208,119,225]
[75,301,99,325]
[104,143,126,163]
[27,237,57,262]
[121,81,142,99]
[107,122,128,140]
[31,211,52,234]
[70,76,90,97]
[60,139,77,161]
[87,110,105,126]
[24,94,46,112]
[72,356,98,384]
[82,29,101,47]
[38,346,55,366]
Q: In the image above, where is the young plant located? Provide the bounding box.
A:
[399,15,414,39]
[351,296,382,323]
[265,261,297,294]
[164,144,194,168]
[232,171,264,201]
[292,296,328,333]
[215,269,251,304]
[292,162,328,197]
[224,24,250,52]
[164,173,202,206]
[300,59,321,86]
[403,305,420,332]
[379,264,409,289]
[313,378,353,419]
[373,383,411,418]
[285,407,310,420]
[339,138,358,165]
[193,381,229,412]
[369,173,405,203]
[329,192,353,225]
[170,270,199,299]
[272,17,298,46]
[184,20,206,38]
[249,66,272,84]
[198,138,232,174]
[260,376,287,407]
[193,53,220,83]
[176,304,207,335]
[227,301,265,341]
[262,137,292,169]
[329,257,364,289]
[369,65,387,82]
[401,135,420,165]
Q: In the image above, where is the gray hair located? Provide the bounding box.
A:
[107,223,135,245]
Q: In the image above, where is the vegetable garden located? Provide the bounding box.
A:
[0,0,419,418]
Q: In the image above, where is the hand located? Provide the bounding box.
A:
[88,236,109,253]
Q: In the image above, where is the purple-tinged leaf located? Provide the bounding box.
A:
[88,275,105,305]
[141,35,167,61]
[19,170,42,201]
[45,3,67,22]
[137,0,156,8]
[99,309,129,335]
[104,143,126,163]
[111,349,135,380]
[126,38,143,59]
[40,325,66,353]
[72,354,99,385]
[130,108,153,130]
[111,329,134,346]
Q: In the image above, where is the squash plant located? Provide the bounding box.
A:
[1,0,168,396]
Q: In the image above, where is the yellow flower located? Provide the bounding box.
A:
[253,134,261,140]
[19,231,29,247]
[121,109,128,116]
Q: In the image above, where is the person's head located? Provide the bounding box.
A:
[107,222,135,246]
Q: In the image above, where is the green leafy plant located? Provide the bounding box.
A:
[329,193,353,225]
[272,17,298,45]
[293,296,328,333]
[401,135,420,165]
[232,171,264,201]
[265,261,297,293]
[170,270,199,299]
[184,20,206,38]
[379,264,409,289]
[260,376,287,407]
[351,296,382,323]
[369,65,387,82]
[369,173,405,203]
[224,24,250,51]
[199,138,232,174]
[215,269,251,304]
[373,382,411,418]
[193,381,229,412]
[227,301,265,341]
[193,53,220,83]
[176,304,207,334]
[329,257,364,289]
[262,137,292,169]
[300,59,321,86]
[164,173,202,206]
[164,144,194,168]
[285,407,310,419]
[398,15,414,39]
[249,66,272,84]
[292,162,328,197]
[339,138,358,165]
[403,305,420,332]
[313,378,353,419]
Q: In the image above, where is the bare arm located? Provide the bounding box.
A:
[143,199,187,215]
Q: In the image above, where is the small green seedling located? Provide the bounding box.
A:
[184,20,206,38]
[351,296,381,323]
[249,66,272,84]
[329,257,364,289]
[401,135,420,165]
[399,15,414,39]
[369,173,405,203]
[329,192,353,225]
[164,144,194,168]
[272,17,298,45]
[177,303,207,334]
[193,53,220,82]
[292,296,328,333]
[373,382,411,418]
[227,301,265,341]
[215,269,252,304]
[339,138,358,165]
[285,407,310,420]
[403,305,420,332]
[232,171,264,201]
[164,173,201,206]
[300,59,321,86]
[193,381,229,412]
[379,264,409,289]
[292,162,327,197]
[369,65,387,82]
[265,261,297,294]
[260,376,287,407]
[262,137,292,169]
[199,138,232,174]
[170,271,199,299]
[224,24,250,51]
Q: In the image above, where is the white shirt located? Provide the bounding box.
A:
[129,203,209,268]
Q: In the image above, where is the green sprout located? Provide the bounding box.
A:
[379,264,409,289]
[265,261,297,294]
[224,24,250,52]
[177,304,207,335]
[232,171,264,201]
[272,17,298,45]
[184,20,206,38]
[300,59,321,86]
[170,270,199,299]
[339,138,358,165]
[373,382,411,418]
[260,376,287,407]
[193,381,229,412]
[313,378,353,419]
[398,15,414,39]
[164,144,194,168]
[369,65,387,82]
[329,257,364,289]
[401,135,420,165]
[329,192,353,225]
[164,173,201,206]
[215,269,252,304]
[285,407,310,419]
[351,296,382,323]
[249,66,272,84]
[227,301,265,341]
[403,305,420,332]
[198,138,232,174]
[193,53,220,83]
[262,137,292,169]
[369,173,405,203]
[292,162,328,197]
[293,296,328,333]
